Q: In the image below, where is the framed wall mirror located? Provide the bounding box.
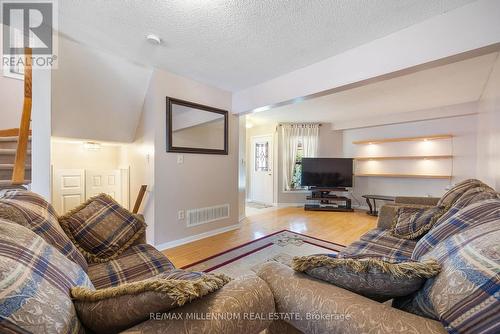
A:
[166,97,228,155]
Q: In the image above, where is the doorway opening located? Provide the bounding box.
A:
[51,138,131,214]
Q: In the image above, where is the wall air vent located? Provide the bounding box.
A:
[186,204,230,227]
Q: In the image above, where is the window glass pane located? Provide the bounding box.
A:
[255,142,269,171]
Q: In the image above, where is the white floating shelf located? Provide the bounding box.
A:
[354,155,452,161]
[354,173,452,179]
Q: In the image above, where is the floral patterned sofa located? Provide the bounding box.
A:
[0,190,274,333]
[256,179,500,334]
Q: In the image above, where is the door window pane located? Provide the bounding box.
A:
[255,142,269,172]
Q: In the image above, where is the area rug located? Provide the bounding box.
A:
[182,230,345,277]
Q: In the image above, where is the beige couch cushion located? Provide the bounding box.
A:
[72,269,231,333]
[121,274,275,334]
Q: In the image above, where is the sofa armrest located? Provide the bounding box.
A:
[255,262,446,334]
[120,274,275,334]
[395,196,440,206]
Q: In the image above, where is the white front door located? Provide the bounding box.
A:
[85,169,122,204]
[250,135,273,204]
[52,169,85,214]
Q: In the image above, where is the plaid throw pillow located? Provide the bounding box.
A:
[59,194,146,263]
[391,206,445,240]
[0,190,88,271]
[293,254,440,302]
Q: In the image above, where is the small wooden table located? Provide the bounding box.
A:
[362,195,396,216]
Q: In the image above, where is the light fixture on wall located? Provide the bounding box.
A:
[84,142,102,151]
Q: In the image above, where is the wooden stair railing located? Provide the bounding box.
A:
[12,48,32,185]
[0,128,23,137]
[133,185,148,214]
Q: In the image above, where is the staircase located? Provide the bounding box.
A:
[0,133,32,188]
[0,48,32,190]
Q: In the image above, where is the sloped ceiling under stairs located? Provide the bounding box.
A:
[51,37,152,143]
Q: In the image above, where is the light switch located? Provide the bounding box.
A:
[178,210,185,220]
[177,154,184,164]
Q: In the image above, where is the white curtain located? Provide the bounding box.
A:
[281,123,320,191]
[301,124,320,159]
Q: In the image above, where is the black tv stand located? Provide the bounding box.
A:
[305,187,354,212]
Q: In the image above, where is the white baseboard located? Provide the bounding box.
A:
[155,223,241,251]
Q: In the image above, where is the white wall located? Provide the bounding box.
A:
[477,54,500,190]
[238,116,246,220]
[51,140,122,169]
[130,68,238,247]
[31,69,52,200]
[0,23,24,130]
[344,115,478,204]
[123,87,156,243]
[0,76,23,129]
[51,37,152,142]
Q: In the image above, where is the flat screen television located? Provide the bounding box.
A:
[301,158,353,188]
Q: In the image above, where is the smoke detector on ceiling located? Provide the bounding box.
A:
[146,34,161,45]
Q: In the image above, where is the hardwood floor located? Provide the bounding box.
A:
[163,207,377,268]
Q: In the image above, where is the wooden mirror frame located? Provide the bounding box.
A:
[166,97,229,155]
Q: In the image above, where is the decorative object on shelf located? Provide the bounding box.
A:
[362,194,395,216]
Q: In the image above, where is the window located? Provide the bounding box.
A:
[255,142,269,172]
[290,141,306,190]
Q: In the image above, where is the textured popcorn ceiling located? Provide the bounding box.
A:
[58,0,476,91]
